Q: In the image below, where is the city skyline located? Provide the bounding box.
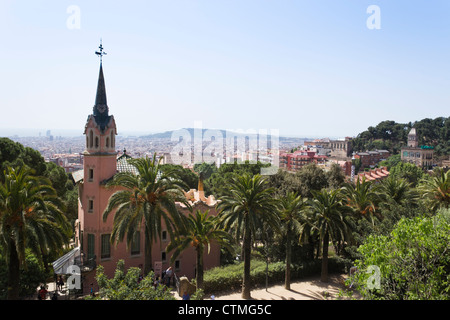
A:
[1,1,449,139]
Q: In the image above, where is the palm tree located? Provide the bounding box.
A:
[418,168,450,211]
[309,188,352,282]
[166,209,233,291]
[0,166,70,300]
[341,177,381,224]
[103,154,190,275]
[278,191,308,290]
[217,173,280,299]
[376,175,416,206]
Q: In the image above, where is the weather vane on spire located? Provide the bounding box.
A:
[95,39,107,63]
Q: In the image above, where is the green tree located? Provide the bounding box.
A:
[326,163,346,189]
[166,210,233,291]
[341,178,381,224]
[389,162,424,187]
[294,163,328,198]
[0,249,47,299]
[0,138,47,181]
[206,161,270,197]
[278,191,308,289]
[418,168,450,211]
[378,154,401,170]
[103,154,190,275]
[92,259,176,300]
[193,162,217,181]
[267,168,302,197]
[308,189,352,282]
[354,209,450,300]
[160,163,198,190]
[217,173,280,299]
[376,175,416,207]
[0,166,70,300]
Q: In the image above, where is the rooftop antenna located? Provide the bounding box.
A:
[95,38,107,63]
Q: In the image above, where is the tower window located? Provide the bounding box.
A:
[89,130,93,148]
[88,199,94,212]
[111,130,115,148]
[106,137,110,148]
[95,137,99,148]
[89,169,94,181]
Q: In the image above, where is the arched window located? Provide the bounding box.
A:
[111,130,115,148]
[106,137,110,148]
[95,136,99,148]
[89,130,93,148]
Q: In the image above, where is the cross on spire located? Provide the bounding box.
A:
[95,39,107,63]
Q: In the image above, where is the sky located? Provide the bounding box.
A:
[0,0,449,138]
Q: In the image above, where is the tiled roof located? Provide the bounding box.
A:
[72,169,84,183]
[116,153,138,175]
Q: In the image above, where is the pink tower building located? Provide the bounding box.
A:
[70,50,221,295]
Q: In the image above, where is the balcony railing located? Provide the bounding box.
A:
[74,252,97,273]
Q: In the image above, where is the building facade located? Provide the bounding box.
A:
[279,149,327,172]
[400,128,434,169]
[353,149,390,168]
[71,60,220,294]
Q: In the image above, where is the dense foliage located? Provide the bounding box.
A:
[352,209,450,300]
[0,250,47,299]
[90,260,176,300]
[351,117,450,158]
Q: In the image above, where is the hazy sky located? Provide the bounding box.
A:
[0,1,449,138]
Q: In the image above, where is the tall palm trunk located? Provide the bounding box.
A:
[7,241,20,300]
[285,225,292,290]
[196,246,204,290]
[144,231,152,275]
[242,226,252,299]
[321,229,329,283]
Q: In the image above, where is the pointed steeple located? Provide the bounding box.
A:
[92,40,111,132]
[93,62,108,116]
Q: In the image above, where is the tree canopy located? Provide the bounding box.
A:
[351,117,450,158]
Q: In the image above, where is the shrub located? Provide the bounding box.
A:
[203,257,347,294]
[0,250,47,299]
[353,209,450,300]
[91,260,176,300]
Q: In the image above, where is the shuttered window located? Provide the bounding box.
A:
[101,234,111,259]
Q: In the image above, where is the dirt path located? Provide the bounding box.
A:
[206,274,359,300]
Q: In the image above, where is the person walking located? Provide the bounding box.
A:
[165,266,173,287]
[38,285,48,300]
[57,276,64,291]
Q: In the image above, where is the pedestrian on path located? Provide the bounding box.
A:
[165,266,173,286]
[38,285,48,300]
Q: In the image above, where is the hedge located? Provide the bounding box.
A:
[203,257,349,294]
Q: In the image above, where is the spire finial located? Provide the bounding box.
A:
[95,38,107,63]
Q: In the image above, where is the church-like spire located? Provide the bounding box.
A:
[93,62,108,114]
[92,40,110,131]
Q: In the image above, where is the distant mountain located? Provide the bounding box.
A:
[140,128,307,143]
